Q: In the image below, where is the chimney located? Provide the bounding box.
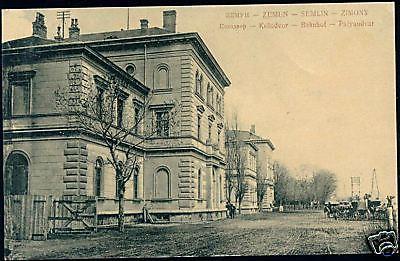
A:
[163,10,176,33]
[250,124,256,134]
[140,19,149,30]
[32,12,47,38]
[69,19,80,40]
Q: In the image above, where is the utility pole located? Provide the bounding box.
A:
[127,8,130,30]
[57,10,71,39]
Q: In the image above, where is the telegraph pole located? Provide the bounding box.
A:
[57,10,71,39]
[127,8,130,30]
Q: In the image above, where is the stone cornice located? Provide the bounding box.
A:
[3,32,231,88]
[3,44,150,95]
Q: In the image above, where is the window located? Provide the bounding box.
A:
[199,75,203,97]
[216,95,221,114]
[211,87,214,108]
[198,169,202,199]
[133,167,139,199]
[116,97,124,128]
[197,115,201,140]
[249,153,257,172]
[195,71,200,94]
[156,111,170,137]
[154,65,169,89]
[12,81,30,115]
[6,71,35,117]
[96,88,105,117]
[208,123,212,142]
[134,105,142,134]
[125,64,136,76]
[154,168,170,198]
[4,152,29,195]
[94,158,103,197]
[217,130,221,147]
[212,168,217,203]
[219,174,223,202]
[207,84,211,105]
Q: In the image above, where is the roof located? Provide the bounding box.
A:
[2,30,231,88]
[2,35,57,49]
[2,43,150,95]
[226,130,275,150]
[65,27,171,42]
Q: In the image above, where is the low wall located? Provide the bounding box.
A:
[96,197,227,226]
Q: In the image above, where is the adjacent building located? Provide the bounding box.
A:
[225,125,275,213]
[2,11,230,222]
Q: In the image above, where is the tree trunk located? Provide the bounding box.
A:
[238,200,242,214]
[118,190,125,232]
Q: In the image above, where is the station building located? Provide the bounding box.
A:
[2,11,230,222]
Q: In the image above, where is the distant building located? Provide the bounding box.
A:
[225,125,275,213]
[2,10,230,222]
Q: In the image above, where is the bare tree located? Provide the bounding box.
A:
[225,123,235,203]
[225,115,248,214]
[273,161,292,206]
[55,72,179,232]
[312,170,337,203]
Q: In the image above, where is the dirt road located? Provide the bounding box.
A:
[10,210,386,259]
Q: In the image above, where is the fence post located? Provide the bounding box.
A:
[45,195,52,239]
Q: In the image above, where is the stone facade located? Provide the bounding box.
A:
[2,11,230,221]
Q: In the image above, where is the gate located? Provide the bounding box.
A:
[4,195,52,240]
[49,196,97,235]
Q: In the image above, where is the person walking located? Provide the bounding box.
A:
[226,201,232,219]
[231,203,236,219]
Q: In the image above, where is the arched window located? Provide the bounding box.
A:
[4,152,29,195]
[198,169,202,199]
[133,166,139,199]
[154,65,169,89]
[154,167,170,198]
[94,157,103,197]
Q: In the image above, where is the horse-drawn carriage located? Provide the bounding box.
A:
[324,199,387,221]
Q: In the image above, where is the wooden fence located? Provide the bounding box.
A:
[4,195,97,240]
[4,195,52,240]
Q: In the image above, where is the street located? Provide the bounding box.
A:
[11,210,385,259]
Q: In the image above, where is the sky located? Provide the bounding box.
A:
[2,3,396,199]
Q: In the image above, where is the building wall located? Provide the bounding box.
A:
[3,139,66,197]
[99,40,227,215]
[2,57,70,117]
[257,142,275,209]
[3,37,228,220]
